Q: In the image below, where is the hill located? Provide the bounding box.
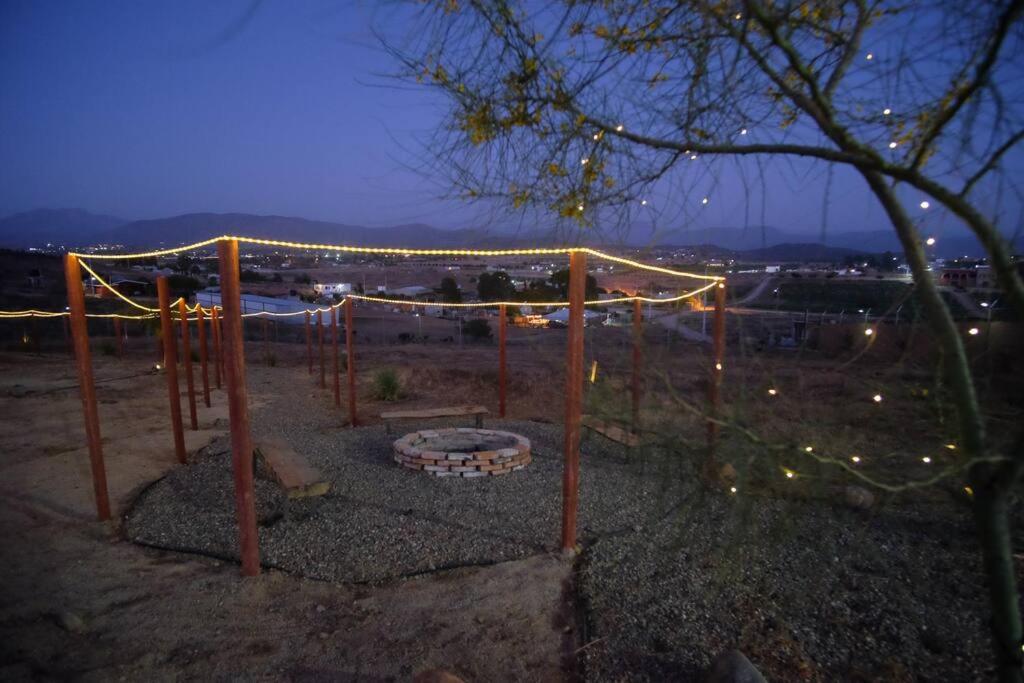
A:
[0,208,127,248]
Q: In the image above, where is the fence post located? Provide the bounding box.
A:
[217,238,261,577]
[707,282,726,459]
[197,307,211,407]
[211,306,223,390]
[177,298,199,430]
[499,304,507,418]
[561,251,586,552]
[332,305,341,407]
[345,298,358,426]
[113,318,124,359]
[64,254,111,521]
[632,298,642,432]
[305,311,313,374]
[318,310,325,389]
[157,277,187,464]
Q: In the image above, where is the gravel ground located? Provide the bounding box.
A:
[126,367,1007,680]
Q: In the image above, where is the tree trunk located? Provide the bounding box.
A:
[860,169,1021,681]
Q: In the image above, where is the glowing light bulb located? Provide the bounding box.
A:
[701,197,709,205]
[735,12,742,19]
[768,388,777,396]
[864,328,874,336]
[866,53,874,60]
[581,157,589,165]
[888,141,898,149]
[805,446,813,453]
[945,444,957,450]
[715,362,722,371]
[615,124,624,132]
[968,327,979,335]
[851,456,861,463]
[883,108,891,116]
[729,486,737,494]
[872,394,883,403]
[690,154,698,160]
[919,200,930,209]
[740,128,747,135]
[577,204,585,211]
[926,237,936,246]
[640,199,648,206]
[921,456,931,464]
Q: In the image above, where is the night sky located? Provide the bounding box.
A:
[1,0,1019,242]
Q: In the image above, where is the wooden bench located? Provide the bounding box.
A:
[254,438,331,499]
[581,415,641,447]
[380,405,489,434]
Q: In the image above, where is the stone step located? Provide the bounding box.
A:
[254,438,330,499]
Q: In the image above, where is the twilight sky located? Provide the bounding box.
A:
[0,0,1019,242]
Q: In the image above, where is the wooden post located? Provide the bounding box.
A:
[156,277,187,464]
[632,298,642,432]
[197,307,211,407]
[113,317,124,359]
[561,251,586,552]
[707,282,726,455]
[217,238,261,577]
[64,255,111,521]
[177,298,199,430]
[262,316,270,366]
[345,298,358,426]
[63,315,72,355]
[331,306,341,407]
[498,304,507,418]
[211,306,223,390]
[317,310,325,389]
[305,311,313,374]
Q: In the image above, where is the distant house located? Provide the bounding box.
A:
[313,282,352,296]
[939,266,994,289]
[386,285,436,301]
[85,278,150,298]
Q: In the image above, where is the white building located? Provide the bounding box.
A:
[195,291,312,324]
[313,282,352,296]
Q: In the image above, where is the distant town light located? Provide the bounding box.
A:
[926,237,936,246]
[864,328,874,336]
[968,327,979,335]
[920,200,930,209]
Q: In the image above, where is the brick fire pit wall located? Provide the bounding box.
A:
[392,427,532,478]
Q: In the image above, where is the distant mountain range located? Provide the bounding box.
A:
[0,208,1014,260]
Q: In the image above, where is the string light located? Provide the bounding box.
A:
[864,327,874,336]
[805,446,813,453]
[589,360,598,383]
[783,468,795,479]
[883,108,891,116]
[968,327,979,335]
[701,197,709,205]
[851,456,861,463]
[926,237,936,246]
[872,394,883,403]
[888,141,898,149]
[767,388,777,396]
[735,12,742,19]
[921,456,931,464]
[919,200,930,209]
[615,124,624,132]
[640,199,648,206]
[715,362,723,371]
[729,486,737,494]
[690,154,698,160]
[581,157,589,166]
[739,128,747,135]
[866,53,874,60]
[945,444,957,450]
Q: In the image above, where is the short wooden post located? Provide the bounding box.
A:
[331,306,341,407]
[561,251,586,552]
[211,306,223,390]
[317,310,325,389]
[113,317,124,359]
[707,282,726,455]
[262,316,270,365]
[632,298,642,432]
[345,298,358,426]
[177,298,199,430]
[64,255,111,521]
[156,277,187,464]
[217,238,261,576]
[498,304,507,418]
[197,307,211,407]
[305,311,313,374]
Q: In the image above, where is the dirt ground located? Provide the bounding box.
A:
[0,350,578,682]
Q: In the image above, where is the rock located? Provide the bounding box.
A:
[315,604,326,613]
[704,650,766,683]
[413,670,465,683]
[56,610,88,634]
[719,463,737,482]
[844,485,875,510]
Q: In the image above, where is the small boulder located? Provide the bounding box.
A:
[704,650,766,683]
[844,485,875,510]
[56,611,88,634]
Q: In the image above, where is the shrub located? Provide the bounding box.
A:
[372,368,402,401]
[464,319,492,341]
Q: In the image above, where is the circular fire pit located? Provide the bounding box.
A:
[393,428,531,478]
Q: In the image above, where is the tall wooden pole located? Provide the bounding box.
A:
[317,310,325,389]
[345,298,358,426]
[64,255,111,521]
[197,307,211,407]
[211,306,223,390]
[707,282,726,456]
[305,311,313,374]
[498,304,507,418]
[177,298,199,430]
[217,239,261,577]
[632,298,643,432]
[113,317,124,359]
[331,306,341,407]
[156,277,187,464]
[561,251,586,552]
